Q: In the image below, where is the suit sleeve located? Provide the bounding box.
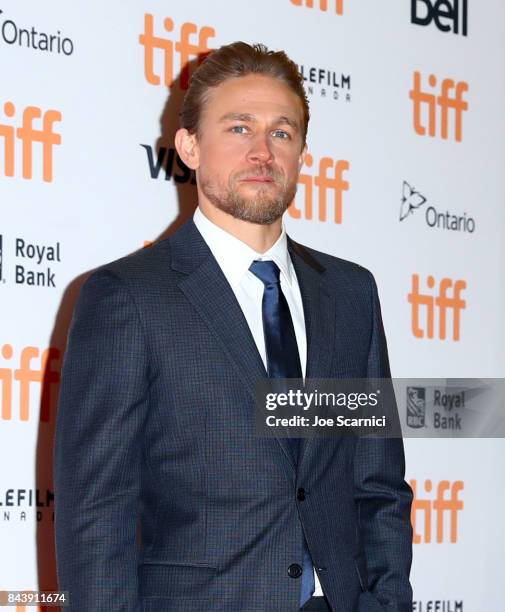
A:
[353,271,414,612]
[54,268,149,611]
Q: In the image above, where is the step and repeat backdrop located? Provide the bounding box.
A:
[1,1,505,610]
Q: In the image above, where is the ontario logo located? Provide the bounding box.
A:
[400,181,426,221]
[400,181,475,233]
[0,8,74,55]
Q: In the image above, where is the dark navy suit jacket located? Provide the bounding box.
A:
[54,218,413,611]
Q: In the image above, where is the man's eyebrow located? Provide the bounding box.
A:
[218,112,300,131]
[219,112,256,123]
[275,115,300,131]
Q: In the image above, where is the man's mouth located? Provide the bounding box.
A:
[239,176,275,183]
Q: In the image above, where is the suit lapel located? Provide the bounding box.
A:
[171,219,266,392]
[288,239,336,381]
[288,238,337,466]
[179,256,268,391]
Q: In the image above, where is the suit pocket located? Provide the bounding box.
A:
[139,561,218,599]
[353,552,368,591]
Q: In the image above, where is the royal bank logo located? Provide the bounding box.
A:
[298,64,351,102]
[406,387,426,428]
[0,235,62,288]
[411,0,468,36]
[400,181,475,233]
[406,385,467,431]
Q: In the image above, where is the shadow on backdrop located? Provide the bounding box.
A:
[36,55,207,600]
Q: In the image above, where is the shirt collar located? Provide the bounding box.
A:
[193,207,293,289]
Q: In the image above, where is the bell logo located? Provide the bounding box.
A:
[408,274,466,341]
[410,479,464,543]
[290,0,345,14]
[0,343,60,422]
[0,101,61,182]
[411,0,468,36]
[138,14,215,89]
[409,72,468,142]
[288,152,350,223]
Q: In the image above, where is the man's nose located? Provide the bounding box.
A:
[246,133,274,164]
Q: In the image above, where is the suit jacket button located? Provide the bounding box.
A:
[288,563,303,578]
[297,488,306,501]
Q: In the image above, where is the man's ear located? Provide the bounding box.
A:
[298,143,307,172]
[174,128,200,170]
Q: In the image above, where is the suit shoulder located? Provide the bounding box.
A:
[290,239,375,286]
[83,237,174,285]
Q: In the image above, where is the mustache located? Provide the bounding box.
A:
[232,166,284,182]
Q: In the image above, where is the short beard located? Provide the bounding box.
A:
[199,168,297,225]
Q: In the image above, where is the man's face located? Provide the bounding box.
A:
[192,74,306,225]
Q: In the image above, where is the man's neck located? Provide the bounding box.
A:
[198,201,282,254]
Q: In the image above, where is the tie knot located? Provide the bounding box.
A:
[249,260,281,286]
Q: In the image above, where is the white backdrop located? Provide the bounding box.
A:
[1,1,504,610]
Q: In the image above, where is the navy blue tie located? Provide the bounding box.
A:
[249,259,315,607]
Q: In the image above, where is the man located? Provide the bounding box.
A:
[54,42,413,611]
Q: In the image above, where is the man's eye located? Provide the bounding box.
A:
[272,130,290,139]
[231,125,248,134]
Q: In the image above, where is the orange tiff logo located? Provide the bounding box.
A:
[0,102,62,182]
[0,344,60,422]
[291,0,345,14]
[409,71,468,142]
[408,274,466,341]
[139,14,215,89]
[410,479,464,544]
[288,152,350,223]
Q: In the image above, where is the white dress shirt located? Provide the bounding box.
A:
[193,206,324,597]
